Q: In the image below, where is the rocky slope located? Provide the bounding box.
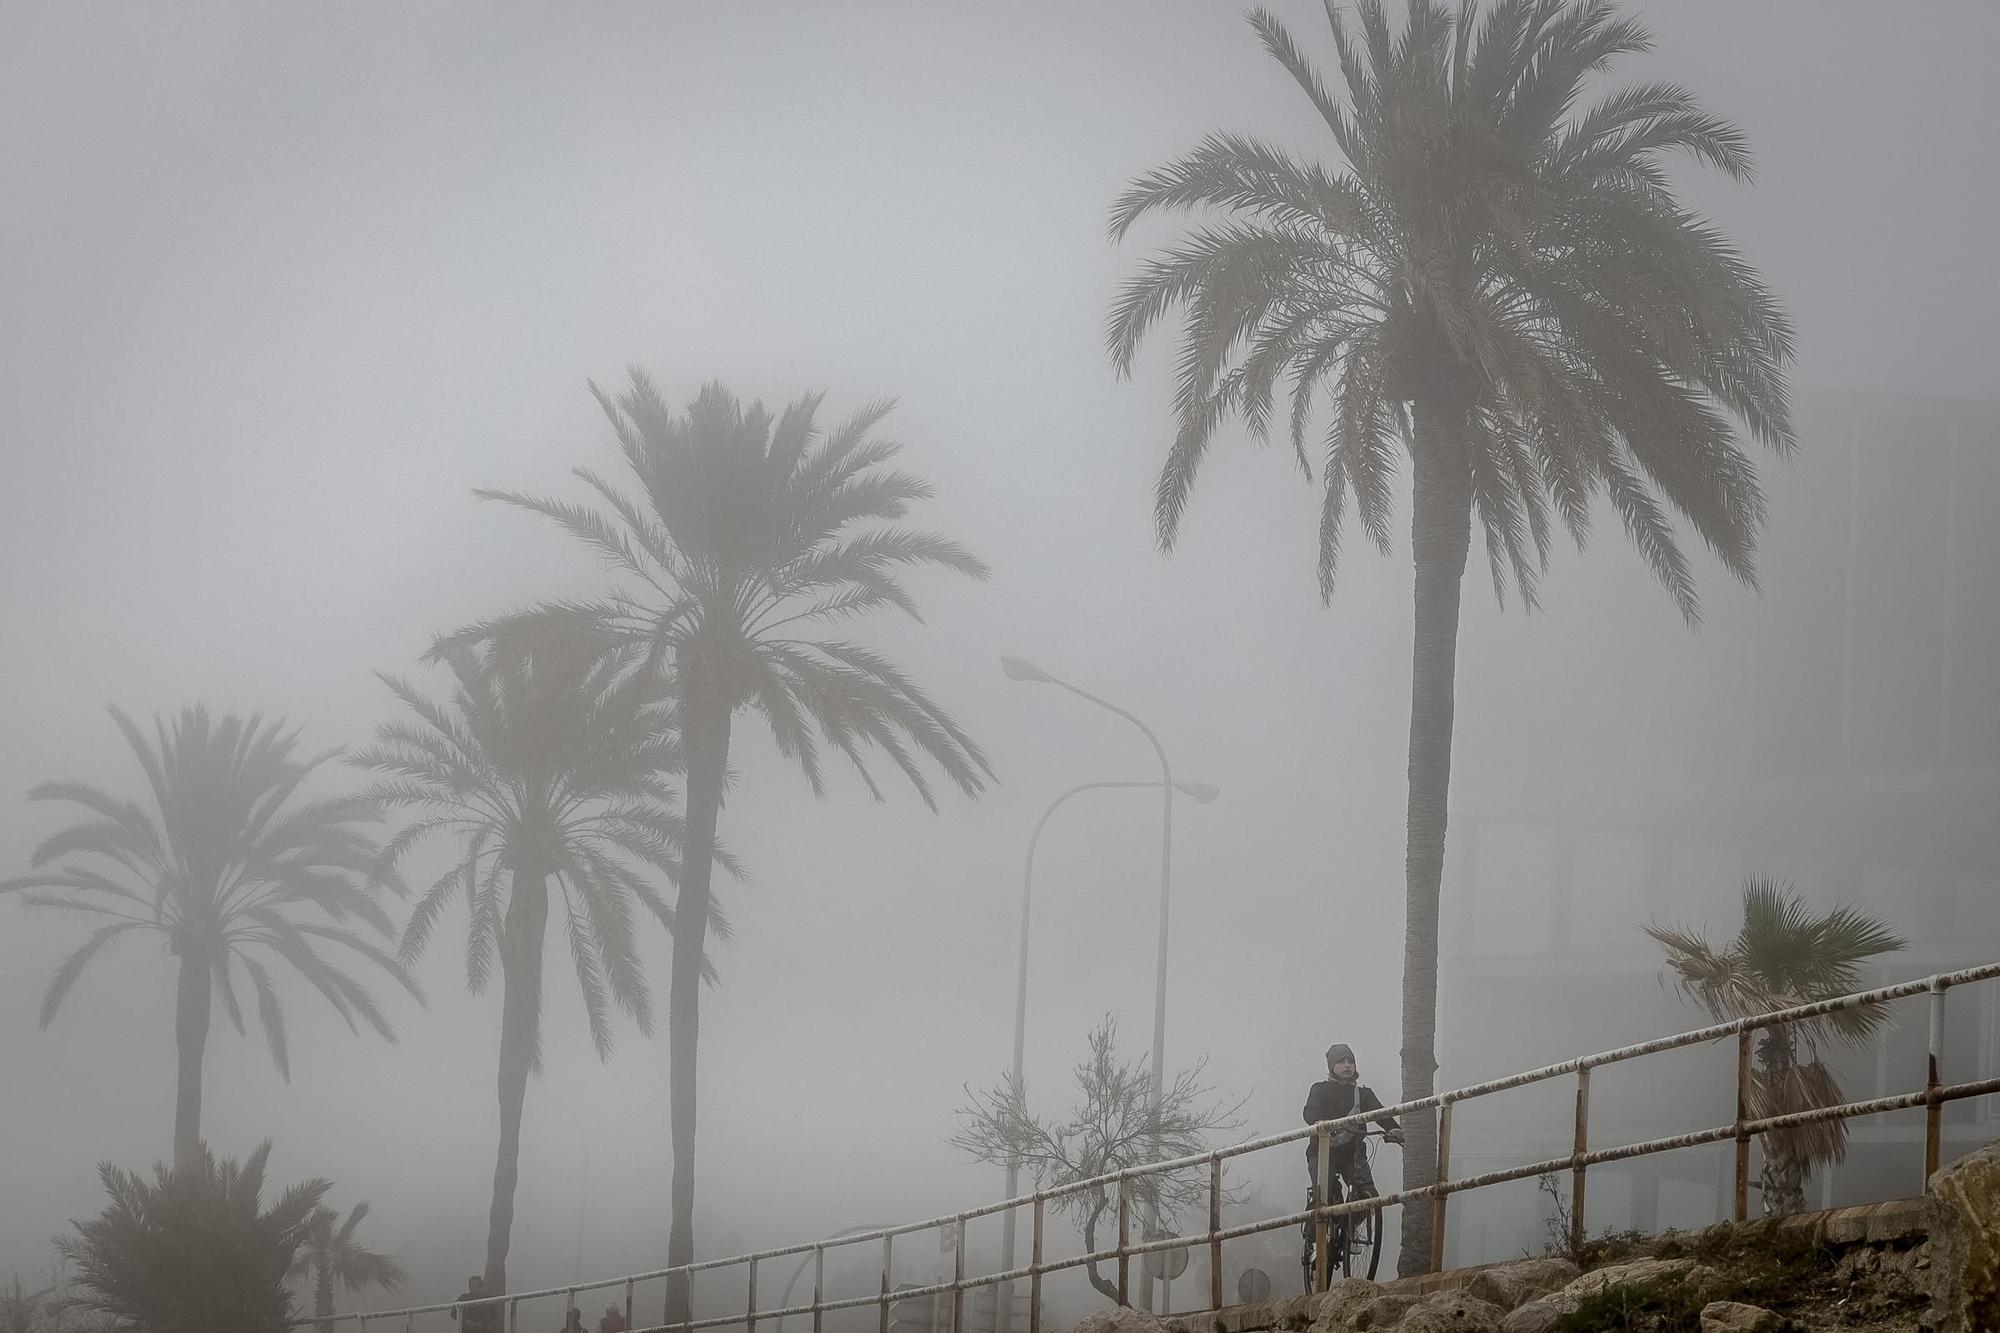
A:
[1070,1140,1998,1333]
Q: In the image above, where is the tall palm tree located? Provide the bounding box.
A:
[2,706,416,1171]
[457,374,992,1321]
[1646,877,1904,1215]
[353,634,701,1293]
[288,1201,406,1333]
[1107,0,1793,1269]
[58,1140,330,1333]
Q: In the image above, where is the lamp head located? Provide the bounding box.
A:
[1001,655,1055,684]
[1174,780,1221,804]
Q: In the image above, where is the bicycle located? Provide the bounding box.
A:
[1299,1127,1391,1290]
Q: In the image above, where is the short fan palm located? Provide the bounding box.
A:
[289,1201,406,1333]
[3,706,416,1171]
[353,633,700,1292]
[1108,0,1794,1268]
[1647,877,1905,1215]
[460,374,992,1321]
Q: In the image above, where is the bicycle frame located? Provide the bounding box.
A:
[1306,1129,1391,1290]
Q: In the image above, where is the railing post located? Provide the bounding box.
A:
[951,1216,966,1333]
[1312,1127,1331,1294]
[879,1234,892,1333]
[1117,1178,1131,1307]
[1734,1028,1753,1223]
[508,1297,520,1333]
[1029,1197,1045,1333]
[625,1279,636,1333]
[811,1245,825,1333]
[1926,978,1947,1186]
[1429,1101,1453,1273]
[406,1314,414,1333]
[746,1255,759,1333]
[1571,1067,1591,1256]
[1208,1155,1223,1314]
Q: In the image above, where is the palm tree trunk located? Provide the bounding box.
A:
[666,663,732,1329]
[171,942,211,1173]
[316,1262,335,1333]
[1395,399,1474,1276]
[486,869,549,1293]
[1759,1147,1808,1218]
[1756,1025,1809,1216]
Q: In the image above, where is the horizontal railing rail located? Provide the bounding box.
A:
[307,961,2000,1333]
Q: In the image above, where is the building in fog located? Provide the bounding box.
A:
[1434,388,2000,1267]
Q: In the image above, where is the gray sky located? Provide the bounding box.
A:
[3,0,1997,1307]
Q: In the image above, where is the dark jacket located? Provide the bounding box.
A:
[455,1293,501,1333]
[1302,1077,1398,1151]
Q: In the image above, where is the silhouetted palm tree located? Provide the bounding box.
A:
[1647,877,1904,1215]
[289,1201,406,1333]
[59,1140,329,1333]
[458,375,992,1321]
[353,634,701,1293]
[1108,0,1793,1268]
[2,706,416,1170]
[0,1275,53,1333]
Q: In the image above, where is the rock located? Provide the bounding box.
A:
[1461,1259,1580,1311]
[1548,1256,1694,1307]
[1211,1300,1282,1333]
[1213,1297,1319,1333]
[1071,1308,1177,1333]
[1697,1301,1781,1333]
[1928,1139,2000,1333]
[1396,1293,1504,1332]
[1350,1295,1416,1331]
[1495,1303,1562,1333]
[1808,1195,1929,1246]
[1305,1279,1382,1333]
[1489,1257,1695,1333]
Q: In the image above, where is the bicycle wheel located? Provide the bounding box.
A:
[1347,1204,1382,1281]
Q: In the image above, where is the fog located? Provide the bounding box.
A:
[3,0,1998,1322]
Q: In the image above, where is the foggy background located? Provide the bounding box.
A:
[4,0,1997,1320]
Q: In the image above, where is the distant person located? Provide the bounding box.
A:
[1302,1042,1403,1203]
[454,1275,500,1333]
[600,1305,630,1333]
[558,1309,585,1333]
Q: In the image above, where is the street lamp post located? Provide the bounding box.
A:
[999,656,1209,1313]
[997,777,1220,1316]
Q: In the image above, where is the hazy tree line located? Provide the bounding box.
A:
[11,0,1905,1325]
[6,379,988,1325]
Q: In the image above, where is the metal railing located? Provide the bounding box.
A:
[308,961,2000,1333]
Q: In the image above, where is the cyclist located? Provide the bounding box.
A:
[1302,1042,1403,1204]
